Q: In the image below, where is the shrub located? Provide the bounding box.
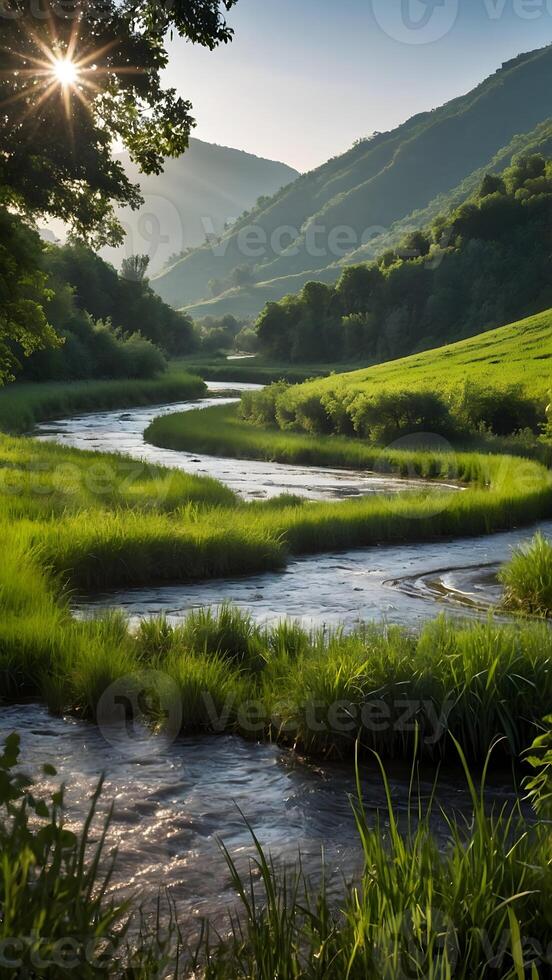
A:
[239,383,287,427]
[499,532,552,615]
[454,381,541,435]
[121,331,167,378]
[348,389,455,442]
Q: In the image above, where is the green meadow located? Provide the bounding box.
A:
[2,288,552,980]
[286,307,552,404]
[0,367,206,433]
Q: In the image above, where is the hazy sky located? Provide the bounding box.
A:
[162,0,552,173]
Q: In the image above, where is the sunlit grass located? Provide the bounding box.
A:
[500,531,552,617]
[5,727,551,977]
[2,593,551,763]
[0,369,206,433]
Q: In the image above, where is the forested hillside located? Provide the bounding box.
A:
[99,139,299,274]
[252,153,552,363]
[8,236,196,384]
[152,45,552,316]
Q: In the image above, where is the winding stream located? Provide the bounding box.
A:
[6,383,544,924]
[34,382,455,502]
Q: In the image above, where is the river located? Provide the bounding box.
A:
[4,381,543,928]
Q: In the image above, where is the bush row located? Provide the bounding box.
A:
[240,380,544,441]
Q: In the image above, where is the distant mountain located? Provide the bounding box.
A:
[151,45,552,317]
[99,139,299,275]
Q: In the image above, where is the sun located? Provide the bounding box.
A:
[52,58,79,88]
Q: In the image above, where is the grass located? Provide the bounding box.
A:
[145,400,548,469]
[1,396,549,597]
[3,727,552,977]
[0,733,180,977]
[172,353,341,385]
[289,307,552,404]
[0,364,551,766]
[3,587,552,762]
[209,744,552,979]
[0,366,206,433]
[500,532,552,617]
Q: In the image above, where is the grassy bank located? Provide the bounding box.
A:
[3,726,552,978]
[500,532,552,617]
[1,387,551,766]
[172,354,337,385]
[1,431,550,762]
[0,369,206,433]
[2,585,552,762]
[150,401,552,468]
[276,307,552,404]
[4,407,552,593]
[145,401,548,470]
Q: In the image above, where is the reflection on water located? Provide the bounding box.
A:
[34,382,457,502]
[0,704,521,926]
[19,384,546,923]
[74,520,552,631]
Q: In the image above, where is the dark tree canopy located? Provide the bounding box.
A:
[121,253,150,283]
[0,0,235,381]
[0,0,237,244]
[254,155,552,364]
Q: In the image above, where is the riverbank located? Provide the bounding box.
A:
[0,368,206,433]
[4,716,551,978]
[145,400,552,469]
[3,588,552,763]
[172,353,336,385]
[1,387,551,762]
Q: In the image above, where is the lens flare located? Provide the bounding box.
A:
[52,58,78,88]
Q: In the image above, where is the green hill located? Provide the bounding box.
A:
[294,308,552,403]
[39,140,299,277]
[151,46,552,315]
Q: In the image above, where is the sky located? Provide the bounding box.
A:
[162,0,552,173]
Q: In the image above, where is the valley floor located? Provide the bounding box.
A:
[2,374,552,977]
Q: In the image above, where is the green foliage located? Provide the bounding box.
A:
[0,210,60,384]
[208,748,552,978]
[195,313,245,353]
[253,155,552,364]
[499,532,552,616]
[0,369,206,433]
[3,730,552,977]
[0,733,184,975]
[241,381,542,442]
[0,0,237,244]
[42,242,197,359]
[178,603,266,669]
[525,716,552,820]
[254,307,552,442]
[347,389,454,442]
[0,733,127,975]
[455,381,541,436]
